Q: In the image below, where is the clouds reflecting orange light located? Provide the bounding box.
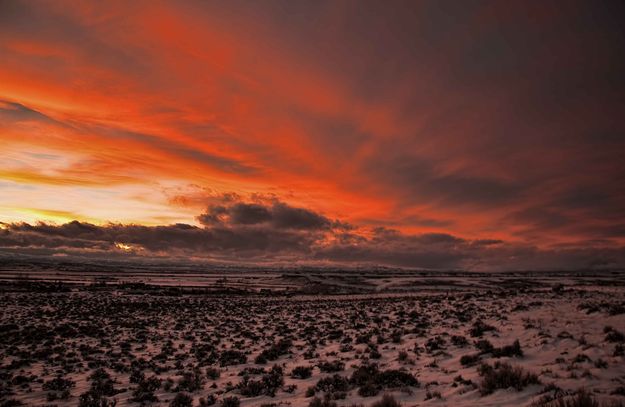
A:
[1,0,624,269]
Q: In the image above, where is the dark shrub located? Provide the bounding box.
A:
[314,374,350,393]
[237,365,284,397]
[478,362,540,395]
[170,392,193,407]
[451,335,469,347]
[475,339,495,354]
[220,350,247,367]
[43,377,75,392]
[318,361,344,373]
[605,328,625,343]
[129,369,145,384]
[461,353,481,366]
[426,336,446,352]
[78,392,118,407]
[470,320,496,337]
[476,340,523,358]
[493,340,523,358]
[351,364,380,387]
[238,367,266,376]
[291,366,313,379]
[350,364,418,397]
[80,368,121,405]
[376,370,418,388]
[308,396,338,407]
[220,396,240,407]
[425,390,442,400]
[206,367,221,380]
[594,359,608,369]
[43,376,74,399]
[397,351,409,362]
[199,394,217,406]
[358,382,381,397]
[237,377,265,397]
[131,376,161,403]
[88,368,120,397]
[256,339,293,363]
[535,388,625,407]
[573,354,591,364]
[177,368,205,392]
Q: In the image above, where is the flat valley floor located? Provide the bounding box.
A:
[1,271,624,407]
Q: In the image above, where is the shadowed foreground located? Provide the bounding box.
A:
[1,274,624,406]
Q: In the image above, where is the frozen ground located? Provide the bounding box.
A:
[0,270,624,407]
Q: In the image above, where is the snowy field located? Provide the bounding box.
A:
[1,272,624,407]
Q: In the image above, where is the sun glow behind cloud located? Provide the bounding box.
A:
[114,242,134,252]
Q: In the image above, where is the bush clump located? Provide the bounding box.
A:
[79,368,122,406]
[177,368,205,392]
[170,392,193,407]
[199,394,217,406]
[237,365,284,397]
[350,364,418,397]
[478,362,540,395]
[220,396,240,407]
[461,353,481,366]
[605,327,625,343]
[131,376,161,403]
[308,396,338,407]
[255,339,292,364]
[532,388,625,407]
[206,367,221,380]
[43,376,74,400]
[220,350,247,367]
[314,374,350,395]
[470,320,496,337]
[291,366,313,379]
[317,360,344,373]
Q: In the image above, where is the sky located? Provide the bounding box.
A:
[1,0,624,270]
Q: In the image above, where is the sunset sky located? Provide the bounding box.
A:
[1,0,624,270]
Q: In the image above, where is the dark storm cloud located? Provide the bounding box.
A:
[1,220,318,258]
[197,200,332,230]
[3,197,624,270]
[229,203,272,225]
[0,198,335,260]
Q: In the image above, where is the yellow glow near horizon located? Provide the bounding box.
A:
[2,207,100,225]
[114,242,133,251]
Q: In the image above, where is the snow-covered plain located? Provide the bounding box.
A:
[1,271,624,407]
